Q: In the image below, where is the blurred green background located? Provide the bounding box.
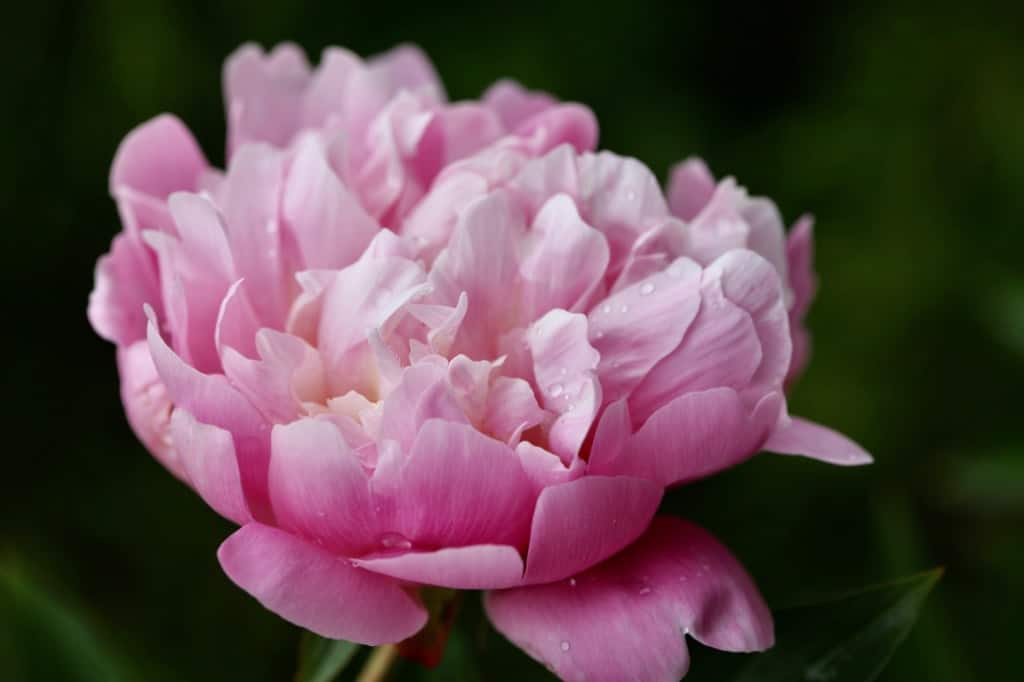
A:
[3,0,1022,680]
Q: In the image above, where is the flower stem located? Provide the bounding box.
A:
[355,644,399,682]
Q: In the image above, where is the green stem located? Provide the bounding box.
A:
[355,644,399,682]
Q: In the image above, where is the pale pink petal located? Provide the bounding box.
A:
[515,104,599,155]
[484,377,546,444]
[116,341,179,477]
[282,135,379,270]
[110,114,207,198]
[302,47,361,131]
[435,103,505,165]
[354,545,524,590]
[374,420,535,549]
[520,194,609,318]
[485,517,773,682]
[483,79,557,129]
[367,43,443,99]
[171,408,251,524]
[523,475,661,584]
[214,279,261,360]
[268,418,379,554]
[528,310,601,460]
[629,251,789,423]
[146,316,272,520]
[222,329,327,424]
[515,441,586,492]
[218,523,427,644]
[666,157,716,221]
[591,389,783,487]
[588,258,702,403]
[224,43,311,154]
[765,416,872,465]
[89,233,160,345]
[785,216,817,383]
[219,144,290,327]
[318,253,427,396]
[376,361,468,449]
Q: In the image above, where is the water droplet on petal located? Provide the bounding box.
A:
[626,189,637,201]
[600,303,612,315]
[640,282,655,296]
[548,383,564,398]
[379,533,412,550]
[560,640,571,652]
[639,587,652,595]
[569,578,577,587]
[594,330,605,339]
[619,304,630,313]
[560,367,568,376]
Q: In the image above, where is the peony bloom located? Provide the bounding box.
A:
[88,42,869,682]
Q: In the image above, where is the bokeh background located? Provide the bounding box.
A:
[3,0,1022,680]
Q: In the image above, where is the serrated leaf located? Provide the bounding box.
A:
[732,569,942,682]
[294,632,360,682]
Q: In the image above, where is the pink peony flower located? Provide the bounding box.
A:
[88,42,869,682]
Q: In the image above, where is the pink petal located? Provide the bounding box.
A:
[375,420,536,549]
[528,310,601,460]
[223,43,311,154]
[222,329,327,425]
[523,475,661,584]
[515,104,599,155]
[483,79,557,130]
[367,43,443,99]
[219,144,290,327]
[376,361,468,450]
[785,216,817,383]
[666,157,716,221]
[629,250,789,423]
[484,377,546,445]
[591,388,783,487]
[171,408,251,524]
[588,258,702,403]
[520,194,610,318]
[282,135,379,270]
[89,233,161,345]
[765,416,872,465]
[110,114,207,198]
[268,418,379,554]
[146,316,272,520]
[115,341,179,477]
[218,523,427,644]
[486,517,773,682]
[354,545,525,590]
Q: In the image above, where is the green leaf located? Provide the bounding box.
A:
[294,632,361,682]
[732,569,942,682]
[0,561,138,682]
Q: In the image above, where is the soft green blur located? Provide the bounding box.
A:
[2,0,1021,679]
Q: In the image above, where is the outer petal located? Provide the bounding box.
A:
[354,545,525,590]
[785,216,817,383]
[374,419,536,549]
[116,341,178,477]
[590,389,783,487]
[88,233,160,345]
[110,114,207,198]
[170,409,251,524]
[268,418,379,554]
[482,79,557,130]
[523,475,661,584]
[218,523,427,644]
[765,416,872,465]
[486,517,773,682]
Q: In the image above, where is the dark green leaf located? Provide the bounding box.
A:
[294,632,361,682]
[732,569,942,682]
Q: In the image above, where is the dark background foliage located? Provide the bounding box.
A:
[2,0,1021,680]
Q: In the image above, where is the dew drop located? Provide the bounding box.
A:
[639,587,652,595]
[594,330,605,339]
[379,533,412,550]
[626,189,637,201]
[640,282,655,296]
[548,383,565,398]
[600,303,612,315]
[560,640,571,652]
[619,304,630,313]
[569,578,577,587]
[559,367,568,376]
